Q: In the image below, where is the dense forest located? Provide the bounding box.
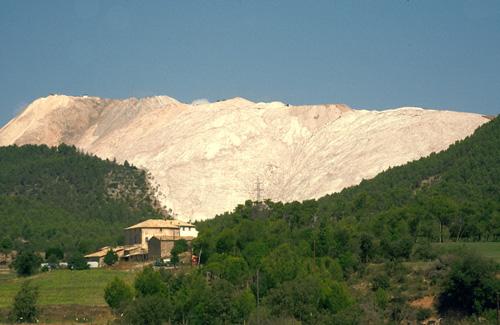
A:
[0,144,162,253]
[149,117,498,324]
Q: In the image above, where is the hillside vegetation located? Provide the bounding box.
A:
[0,144,162,253]
[176,117,500,324]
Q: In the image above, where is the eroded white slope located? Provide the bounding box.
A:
[0,95,489,220]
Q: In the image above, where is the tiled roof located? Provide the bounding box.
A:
[150,235,194,241]
[85,246,124,258]
[125,219,179,229]
[125,219,195,230]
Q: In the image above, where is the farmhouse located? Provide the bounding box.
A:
[84,219,197,266]
[124,219,181,249]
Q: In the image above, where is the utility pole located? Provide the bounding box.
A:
[255,177,262,202]
[253,178,263,219]
[256,268,260,325]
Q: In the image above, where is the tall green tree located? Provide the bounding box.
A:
[12,250,41,276]
[9,281,39,323]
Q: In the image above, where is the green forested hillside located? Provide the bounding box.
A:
[197,117,499,262]
[0,144,162,253]
[316,116,500,243]
[182,117,499,324]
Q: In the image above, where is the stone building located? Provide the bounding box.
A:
[124,219,181,249]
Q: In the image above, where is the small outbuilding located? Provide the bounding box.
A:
[84,246,124,267]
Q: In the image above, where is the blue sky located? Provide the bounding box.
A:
[1,1,499,127]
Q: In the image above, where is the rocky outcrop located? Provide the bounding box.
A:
[0,95,489,220]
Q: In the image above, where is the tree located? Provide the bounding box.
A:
[171,251,180,268]
[428,196,457,243]
[359,233,374,263]
[231,288,256,322]
[124,294,171,325]
[45,247,64,261]
[262,243,300,287]
[438,251,499,315]
[216,229,236,254]
[9,281,39,323]
[134,267,165,297]
[170,239,188,268]
[12,250,41,276]
[104,277,134,311]
[68,252,89,270]
[221,256,250,285]
[0,237,13,253]
[172,239,189,255]
[104,249,118,266]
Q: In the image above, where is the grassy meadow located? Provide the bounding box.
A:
[0,268,136,308]
[433,242,500,263]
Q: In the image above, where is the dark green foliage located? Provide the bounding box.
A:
[185,118,500,323]
[0,144,162,253]
[170,239,188,267]
[45,247,64,261]
[123,294,172,325]
[9,281,39,323]
[316,117,500,243]
[375,288,388,310]
[232,288,256,321]
[265,275,354,323]
[46,254,59,267]
[371,273,390,291]
[172,239,189,255]
[12,250,42,276]
[438,251,499,315]
[416,308,432,321]
[68,252,89,270]
[104,249,119,266]
[134,267,165,297]
[0,237,13,253]
[171,251,180,268]
[104,277,134,311]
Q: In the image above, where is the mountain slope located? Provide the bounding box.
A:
[189,118,499,325]
[199,116,499,245]
[0,94,489,220]
[0,144,163,252]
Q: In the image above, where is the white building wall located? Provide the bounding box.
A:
[179,226,198,238]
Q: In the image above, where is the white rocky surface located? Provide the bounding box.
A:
[0,95,489,220]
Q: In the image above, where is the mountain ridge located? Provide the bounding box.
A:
[0,94,489,220]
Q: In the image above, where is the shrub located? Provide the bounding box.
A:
[9,281,39,323]
[104,277,134,311]
[375,288,388,310]
[124,295,171,325]
[104,249,118,266]
[438,251,499,315]
[68,252,89,270]
[171,251,180,268]
[12,250,42,276]
[172,239,189,255]
[0,237,13,253]
[134,267,165,296]
[416,308,432,321]
[371,273,390,291]
[45,247,64,260]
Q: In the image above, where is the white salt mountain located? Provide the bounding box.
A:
[0,95,489,220]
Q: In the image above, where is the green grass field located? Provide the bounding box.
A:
[0,268,136,308]
[433,242,500,263]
